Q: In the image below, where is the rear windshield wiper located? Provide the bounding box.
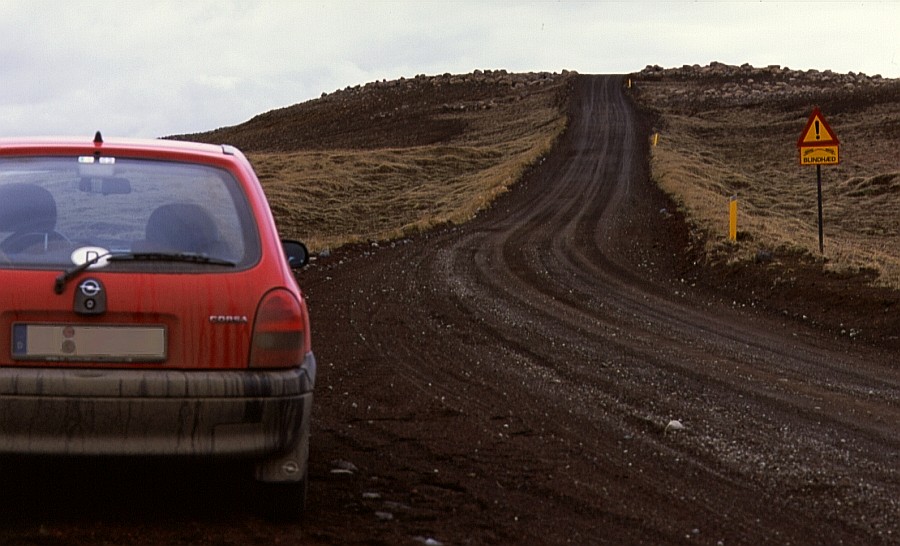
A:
[54,252,235,294]
[54,251,112,294]
[107,252,236,267]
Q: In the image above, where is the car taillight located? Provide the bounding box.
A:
[249,289,309,368]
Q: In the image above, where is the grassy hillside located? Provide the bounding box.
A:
[631,63,900,288]
[175,65,900,292]
[175,71,573,250]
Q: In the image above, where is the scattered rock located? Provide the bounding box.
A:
[633,61,896,111]
[330,459,359,474]
[665,419,685,434]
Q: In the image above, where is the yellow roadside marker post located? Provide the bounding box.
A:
[729,196,738,242]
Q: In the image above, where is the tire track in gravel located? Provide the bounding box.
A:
[4,75,894,546]
[304,75,899,545]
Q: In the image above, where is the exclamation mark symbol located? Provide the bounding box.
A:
[815,120,820,140]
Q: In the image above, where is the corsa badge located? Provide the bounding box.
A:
[209,315,249,324]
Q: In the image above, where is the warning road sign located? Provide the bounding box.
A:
[798,107,840,166]
[796,107,841,254]
[798,108,839,145]
[800,145,839,165]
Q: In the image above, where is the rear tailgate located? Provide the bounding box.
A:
[1,269,267,369]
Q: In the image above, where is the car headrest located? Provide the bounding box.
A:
[0,183,58,233]
[145,203,219,254]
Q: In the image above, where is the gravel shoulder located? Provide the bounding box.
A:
[301,75,899,545]
[0,74,895,546]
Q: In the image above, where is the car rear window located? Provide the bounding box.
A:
[0,156,260,271]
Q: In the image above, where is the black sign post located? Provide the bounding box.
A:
[816,165,824,253]
[797,107,840,254]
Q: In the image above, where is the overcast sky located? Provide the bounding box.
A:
[2,1,897,139]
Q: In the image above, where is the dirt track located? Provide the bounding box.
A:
[0,75,897,545]
[303,75,899,545]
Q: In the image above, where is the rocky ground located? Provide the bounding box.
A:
[176,70,572,152]
[630,62,900,351]
[635,61,896,110]
[0,68,897,546]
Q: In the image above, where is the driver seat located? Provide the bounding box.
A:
[0,183,61,253]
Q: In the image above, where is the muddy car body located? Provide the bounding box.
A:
[0,134,314,518]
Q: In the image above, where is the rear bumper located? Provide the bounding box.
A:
[0,353,315,457]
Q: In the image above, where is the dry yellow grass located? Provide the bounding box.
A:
[252,143,557,250]
[247,77,570,251]
[638,77,900,288]
[192,69,900,289]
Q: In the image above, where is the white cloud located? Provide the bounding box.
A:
[0,0,896,138]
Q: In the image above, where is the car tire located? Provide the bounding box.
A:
[260,469,308,523]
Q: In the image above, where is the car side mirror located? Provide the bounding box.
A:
[282,240,309,269]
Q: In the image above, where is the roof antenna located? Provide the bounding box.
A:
[93,131,103,144]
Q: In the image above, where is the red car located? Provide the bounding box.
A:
[0,133,315,519]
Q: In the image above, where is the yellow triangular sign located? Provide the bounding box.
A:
[798,107,839,146]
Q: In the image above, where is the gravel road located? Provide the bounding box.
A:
[303,75,899,545]
[1,75,896,546]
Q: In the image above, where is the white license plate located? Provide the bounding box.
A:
[12,324,167,362]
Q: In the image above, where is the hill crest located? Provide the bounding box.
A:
[170,70,575,153]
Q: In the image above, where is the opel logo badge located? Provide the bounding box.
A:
[79,279,102,297]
